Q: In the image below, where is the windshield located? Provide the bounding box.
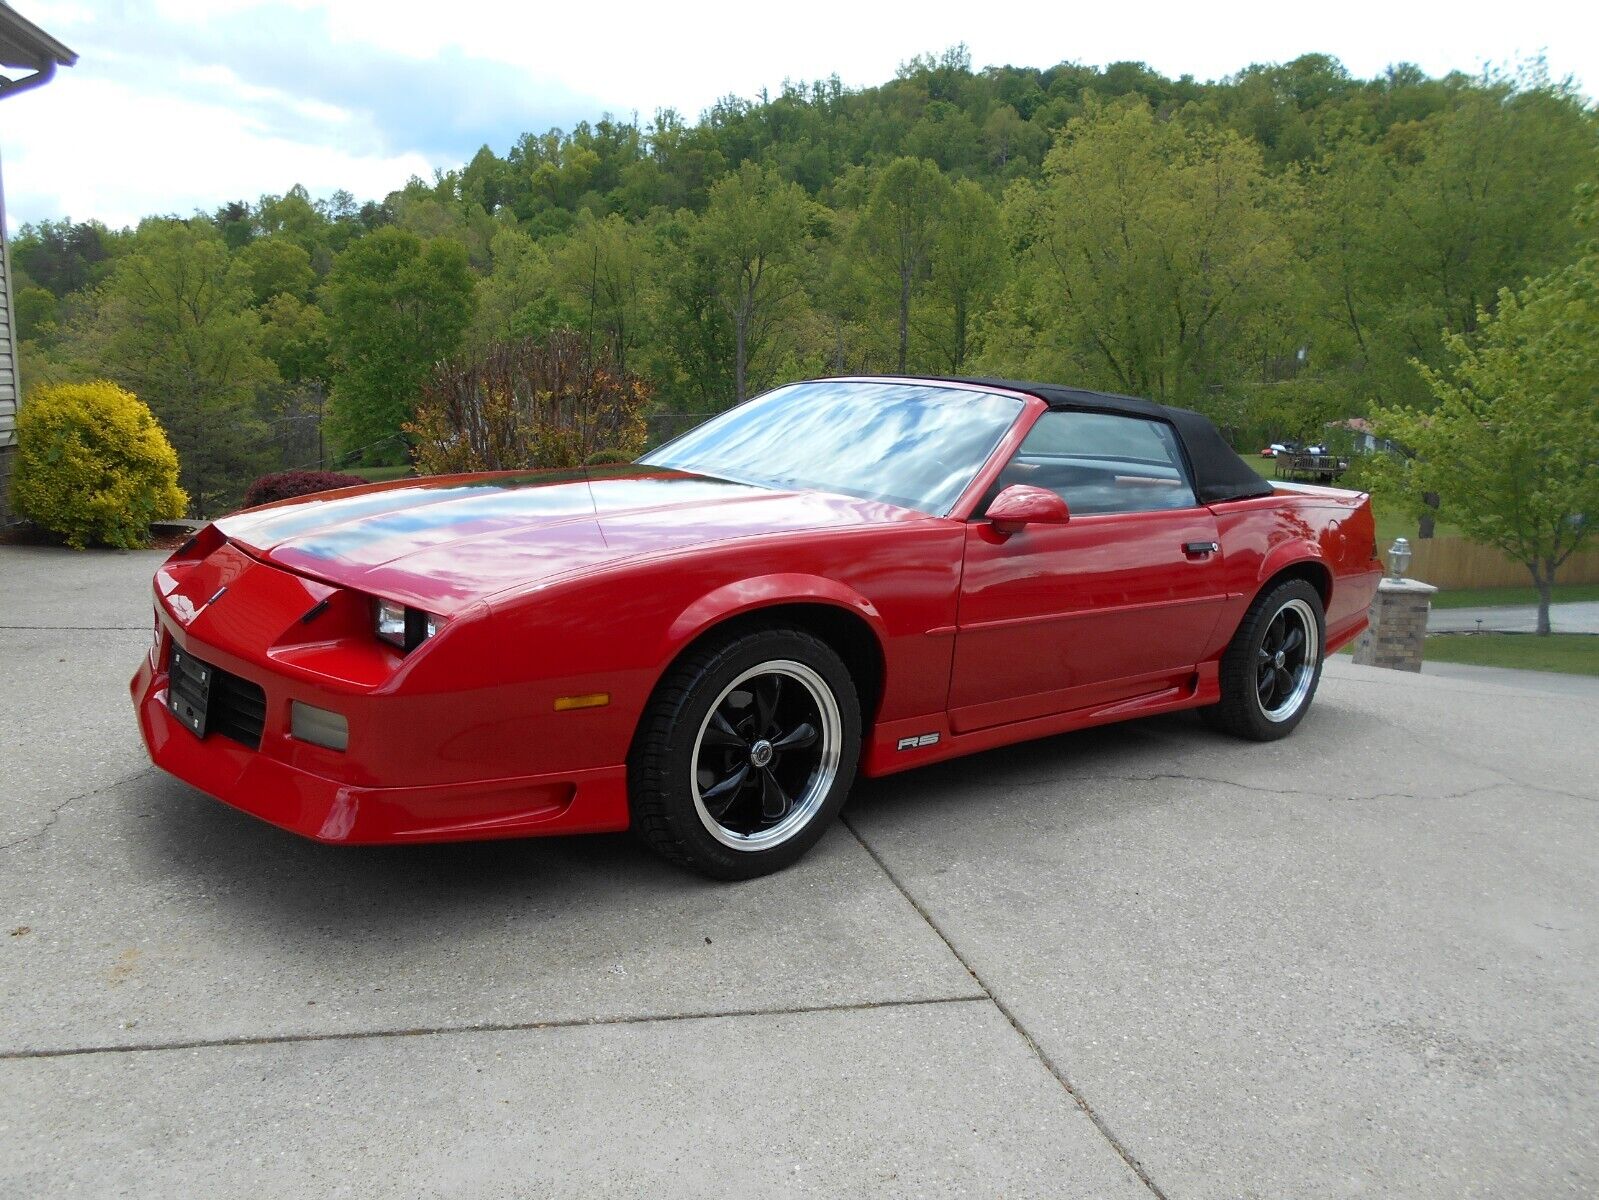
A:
[639,381,1024,515]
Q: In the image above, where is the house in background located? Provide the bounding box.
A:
[1326,417,1396,456]
[0,2,76,520]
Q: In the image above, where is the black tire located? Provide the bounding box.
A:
[1203,578,1326,741]
[628,627,861,880]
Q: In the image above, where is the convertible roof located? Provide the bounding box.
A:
[928,376,1274,506]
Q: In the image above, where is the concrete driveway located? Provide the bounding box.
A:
[2,545,1595,1199]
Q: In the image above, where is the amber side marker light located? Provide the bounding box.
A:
[554,693,610,712]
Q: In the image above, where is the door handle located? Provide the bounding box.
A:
[1184,541,1220,557]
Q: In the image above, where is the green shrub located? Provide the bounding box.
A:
[12,380,188,549]
[583,449,636,465]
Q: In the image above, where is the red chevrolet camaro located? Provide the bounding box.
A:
[133,377,1382,878]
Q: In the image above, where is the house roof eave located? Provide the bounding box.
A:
[0,3,78,75]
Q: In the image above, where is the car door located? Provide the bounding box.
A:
[948,410,1228,734]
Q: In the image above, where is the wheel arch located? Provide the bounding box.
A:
[658,577,888,726]
[1255,553,1332,611]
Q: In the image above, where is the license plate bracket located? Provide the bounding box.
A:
[167,647,213,738]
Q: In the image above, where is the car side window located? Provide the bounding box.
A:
[990,411,1198,515]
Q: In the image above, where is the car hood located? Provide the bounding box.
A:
[214,466,928,615]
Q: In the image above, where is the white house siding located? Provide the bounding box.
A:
[0,152,17,519]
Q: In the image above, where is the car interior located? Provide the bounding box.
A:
[986,411,1199,516]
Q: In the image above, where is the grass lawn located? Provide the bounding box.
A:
[1244,454,1458,541]
[1423,633,1599,676]
[1430,583,1599,610]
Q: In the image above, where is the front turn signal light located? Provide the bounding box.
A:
[291,702,348,752]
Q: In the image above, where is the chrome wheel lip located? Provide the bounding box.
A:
[691,659,842,852]
[1259,597,1320,723]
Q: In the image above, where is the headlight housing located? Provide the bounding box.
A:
[375,598,444,652]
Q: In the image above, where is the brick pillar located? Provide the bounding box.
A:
[1352,578,1438,672]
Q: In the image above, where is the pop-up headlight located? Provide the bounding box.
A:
[374,598,444,652]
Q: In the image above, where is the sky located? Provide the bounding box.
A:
[2,0,1596,233]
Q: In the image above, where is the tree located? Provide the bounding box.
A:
[11,218,119,297]
[651,214,736,410]
[14,285,58,342]
[259,294,330,386]
[1383,78,1595,342]
[324,227,476,461]
[552,212,654,376]
[860,157,950,373]
[926,180,1005,371]
[693,163,813,403]
[234,237,315,305]
[1372,198,1599,634]
[472,226,561,348]
[254,185,328,255]
[1311,74,1599,410]
[983,98,1298,409]
[95,219,275,516]
[260,293,333,471]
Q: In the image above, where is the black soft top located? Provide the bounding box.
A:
[934,376,1274,505]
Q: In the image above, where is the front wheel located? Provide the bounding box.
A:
[628,627,861,880]
[1204,579,1326,741]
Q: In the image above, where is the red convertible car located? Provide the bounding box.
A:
[133,377,1382,878]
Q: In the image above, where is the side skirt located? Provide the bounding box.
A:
[863,661,1221,778]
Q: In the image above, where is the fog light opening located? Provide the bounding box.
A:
[291,702,348,752]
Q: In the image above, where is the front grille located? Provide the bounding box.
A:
[211,670,267,749]
[169,649,267,749]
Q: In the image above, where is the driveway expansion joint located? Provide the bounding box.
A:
[0,624,149,630]
[0,993,991,1062]
[842,814,1171,1200]
[1006,771,1591,806]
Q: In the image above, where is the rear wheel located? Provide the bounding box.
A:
[629,627,861,880]
[1204,579,1325,741]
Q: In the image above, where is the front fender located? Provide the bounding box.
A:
[665,573,888,653]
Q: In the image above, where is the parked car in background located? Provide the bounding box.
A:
[133,377,1383,879]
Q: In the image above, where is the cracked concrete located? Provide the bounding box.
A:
[2,544,1595,1198]
[0,767,155,854]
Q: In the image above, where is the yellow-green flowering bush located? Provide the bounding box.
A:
[12,380,188,549]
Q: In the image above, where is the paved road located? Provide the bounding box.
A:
[1429,600,1599,634]
[3,545,1595,1198]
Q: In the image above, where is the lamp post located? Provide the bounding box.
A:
[1387,537,1412,581]
[1356,536,1434,672]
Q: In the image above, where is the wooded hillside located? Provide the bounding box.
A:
[12,48,1597,510]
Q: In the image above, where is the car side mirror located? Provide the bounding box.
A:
[985,484,1070,535]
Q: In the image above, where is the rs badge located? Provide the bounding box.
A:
[896,733,941,751]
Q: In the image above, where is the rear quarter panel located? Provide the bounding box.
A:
[1208,490,1383,655]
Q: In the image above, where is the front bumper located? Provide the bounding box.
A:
[132,654,629,842]
[130,536,632,843]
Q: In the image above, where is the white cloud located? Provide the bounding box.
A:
[3,73,431,229]
[176,63,352,128]
[235,0,1598,118]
